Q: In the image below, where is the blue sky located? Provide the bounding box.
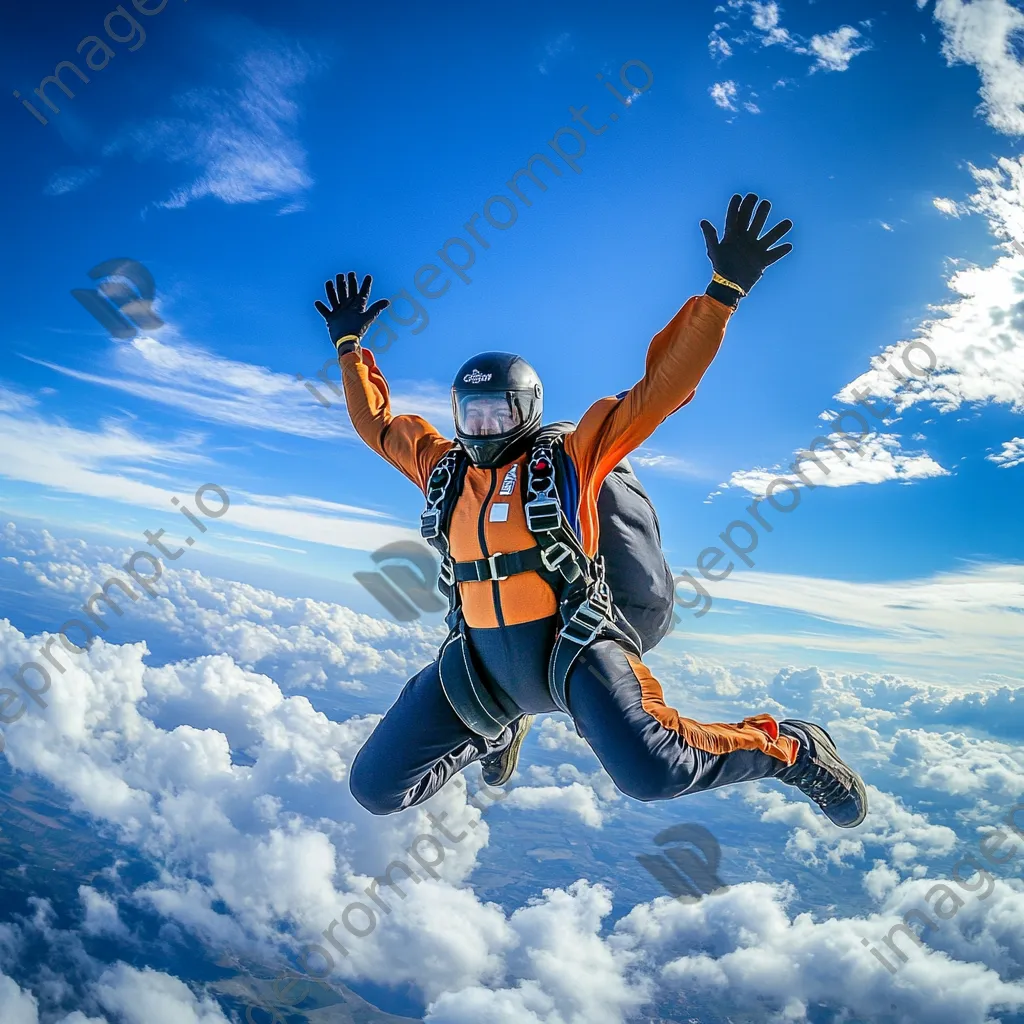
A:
[4,0,1021,686]
[2,3,1024,1022]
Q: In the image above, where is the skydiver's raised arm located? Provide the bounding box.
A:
[565,194,793,555]
[315,272,454,494]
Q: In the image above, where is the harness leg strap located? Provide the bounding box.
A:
[438,623,520,741]
[548,597,641,716]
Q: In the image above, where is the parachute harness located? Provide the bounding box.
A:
[419,426,636,725]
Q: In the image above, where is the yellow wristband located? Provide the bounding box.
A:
[712,271,747,297]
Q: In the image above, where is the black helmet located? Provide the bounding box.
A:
[451,352,543,467]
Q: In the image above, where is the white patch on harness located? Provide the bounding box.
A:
[499,464,518,495]
[489,503,510,522]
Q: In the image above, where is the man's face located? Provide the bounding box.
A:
[459,394,519,436]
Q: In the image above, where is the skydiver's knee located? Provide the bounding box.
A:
[349,776,402,816]
[349,755,403,816]
[610,758,687,803]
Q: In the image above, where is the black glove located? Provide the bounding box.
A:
[315,272,390,353]
[700,194,793,307]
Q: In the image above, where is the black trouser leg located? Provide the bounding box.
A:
[348,659,503,815]
[566,640,799,802]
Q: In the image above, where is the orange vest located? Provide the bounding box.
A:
[446,454,557,627]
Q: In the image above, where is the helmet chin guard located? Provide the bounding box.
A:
[451,352,543,468]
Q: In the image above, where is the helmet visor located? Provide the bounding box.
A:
[454,393,523,437]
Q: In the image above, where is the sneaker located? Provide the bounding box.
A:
[778,720,867,828]
[480,715,534,788]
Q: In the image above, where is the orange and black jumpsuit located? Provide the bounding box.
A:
[342,294,800,813]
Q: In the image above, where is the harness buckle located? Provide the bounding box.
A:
[486,552,508,582]
[420,508,442,540]
[560,601,606,646]
[438,558,455,587]
[591,583,612,618]
[539,542,573,573]
[525,497,561,532]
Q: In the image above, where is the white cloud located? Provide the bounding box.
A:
[725,430,948,494]
[890,728,1024,804]
[535,719,595,759]
[0,973,42,1024]
[1,521,1024,1022]
[43,167,99,196]
[684,562,1024,679]
[704,4,869,117]
[716,2,871,73]
[933,196,966,217]
[709,80,739,110]
[26,343,349,442]
[95,964,232,1024]
[502,782,604,827]
[29,331,455,441]
[987,436,1024,467]
[0,612,507,999]
[425,881,651,1024]
[921,0,1024,135]
[742,783,959,869]
[835,211,1024,417]
[727,148,1024,495]
[0,521,442,697]
[0,383,205,508]
[79,887,129,939]
[108,45,319,210]
[0,522,648,1014]
[0,904,161,1023]
[612,880,1024,1024]
[709,28,733,59]
[0,619,655,1023]
[630,450,706,479]
[882,1,1024,477]
[808,25,872,72]
[971,154,1024,242]
[0,384,420,554]
[748,1,793,47]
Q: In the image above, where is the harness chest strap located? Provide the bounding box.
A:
[419,433,588,591]
[451,546,544,583]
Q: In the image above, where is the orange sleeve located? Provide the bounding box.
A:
[340,346,455,494]
[563,293,734,555]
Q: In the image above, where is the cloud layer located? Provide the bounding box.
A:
[0,521,1021,1022]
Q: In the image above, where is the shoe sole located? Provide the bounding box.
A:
[483,715,534,788]
[788,719,868,828]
